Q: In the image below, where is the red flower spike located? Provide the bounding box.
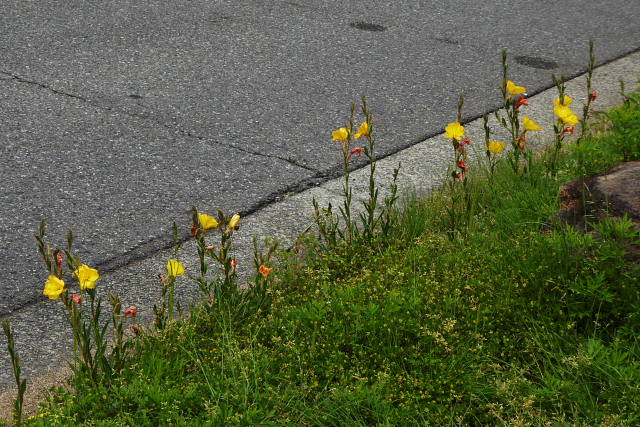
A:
[590,91,598,102]
[230,258,238,272]
[455,172,463,181]
[56,252,64,271]
[124,306,138,318]
[70,294,82,305]
[561,126,575,136]
[457,160,469,173]
[515,96,528,109]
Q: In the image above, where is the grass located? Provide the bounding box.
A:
[7,89,640,427]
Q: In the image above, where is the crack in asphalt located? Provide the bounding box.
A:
[0,70,321,174]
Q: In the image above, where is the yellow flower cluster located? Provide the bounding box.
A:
[487,140,505,154]
[506,80,526,96]
[553,96,579,126]
[43,264,100,300]
[444,122,465,141]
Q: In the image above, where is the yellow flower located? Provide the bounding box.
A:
[487,140,506,154]
[553,95,573,107]
[43,275,65,300]
[506,80,526,95]
[198,213,219,231]
[523,116,540,132]
[331,127,349,142]
[354,121,370,139]
[228,214,240,230]
[554,104,579,126]
[74,264,100,290]
[444,121,465,141]
[167,259,185,278]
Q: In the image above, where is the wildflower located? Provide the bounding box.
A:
[56,252,64,271]
[553,95,574,106]
[487,140,505,154]
[506,80,526,96]
[457,160,468,173]
[190,225,197,235]
[228,214,240,230]
[157,273,165,281]
[43,275,65,300]
[590,90,598,102]
[514,96,528,109]
[198,213,219,231]
[444,121,465,141]
[124,306,138,318]
[561,125,575,136]
[554,104,579,126]
[167,259,185,277]
[455,172,463,180]
[230,258,238,272]
[331,127,349,142]
[348,146,363,159]
[518,134,527,151]
[70,294,83,305]
[259,265,273,277]
[74,264,100,290]
[456,137,471,152]
[130,325,140,335]
[354,121,370,139]
[523,116,540,132]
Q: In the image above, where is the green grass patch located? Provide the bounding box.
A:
[15,92,640,426]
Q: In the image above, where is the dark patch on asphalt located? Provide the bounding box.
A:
[434,37,460,46]
[350,22,386,32]
[515,55,558,70]
[128,94,143,99]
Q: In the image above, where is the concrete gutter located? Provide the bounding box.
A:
[1,50,639,419]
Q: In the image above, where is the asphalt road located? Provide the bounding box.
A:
[1,0,639,316]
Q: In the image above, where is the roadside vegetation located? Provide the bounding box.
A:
[3,46,640,426]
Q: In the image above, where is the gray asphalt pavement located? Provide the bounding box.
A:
[1,0,639,390]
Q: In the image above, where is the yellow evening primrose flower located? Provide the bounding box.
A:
[444,121,465,141]
[523,116,540,132]
[167,259,185,278]
[553,95,573,107]
[554,104,579,126]
[228,214,240,230]
[74,264,100,290]
[487,140,506,154]
[331,127,349,142]
[354,121,370,139]
[506,80,526,96]
[43,275,65,300]
[198,213,219,231]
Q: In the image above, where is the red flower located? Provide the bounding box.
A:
[130,325,140,335]
[348,146,363,160]
[230,258,238,272]
[157,273,165,281]
[56,252,64,271]
[455,172,463,180]
[259,265,273,278]
[590,91,598,102]
[70,294,82,305]
[457,160,469,173]
[190,225,197,235]
[514,96,528,109]
[124,306,138,318]
[561,126,575,136]
[456,137,471,152]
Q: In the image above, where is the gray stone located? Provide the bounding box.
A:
[558,161,640,228]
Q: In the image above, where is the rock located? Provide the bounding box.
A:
[558,161,640,230]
